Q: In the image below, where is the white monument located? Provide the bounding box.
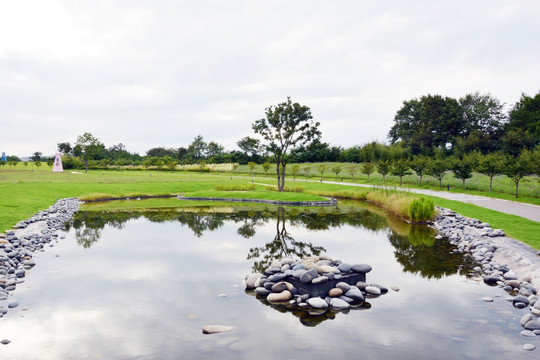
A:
[52,153,63,172]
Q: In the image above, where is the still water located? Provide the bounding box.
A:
[0,201,535,359]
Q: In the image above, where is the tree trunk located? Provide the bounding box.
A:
[399,176,403,186]
[276,162,281,192]
[419,175,422,186]
[515,181,519,198]
[85,158,88,173]
[462,179,465,190]
[280,163,286,191]
[439,178,442,188]
[489,176,493,193]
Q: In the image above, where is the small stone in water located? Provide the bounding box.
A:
[522,343,536,351]
[202,325,233,334]
[520,330,536,337]
[391,285,400,292]
[0,339,10,345]
[481,297,493,302]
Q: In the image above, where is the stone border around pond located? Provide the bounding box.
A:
[433,206,540,347]
[177,195,338,207]
[0,198,82,319]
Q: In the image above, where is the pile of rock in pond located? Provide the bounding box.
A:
[245,255,390,314]
[433,207,540,349]
[0,198,81,318]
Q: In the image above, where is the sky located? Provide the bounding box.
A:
[1,0,539,157]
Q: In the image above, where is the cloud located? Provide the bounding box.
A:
[1,0,539,156]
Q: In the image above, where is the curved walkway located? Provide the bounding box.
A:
[317,180,540,223]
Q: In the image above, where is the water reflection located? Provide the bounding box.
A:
[68,204,474,281]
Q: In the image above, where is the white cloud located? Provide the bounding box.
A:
[1,0,539,156]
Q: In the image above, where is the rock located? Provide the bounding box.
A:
[330,298,350,310]
[329,288,343,297]
[365,286,381,296]
[524,320,540,331]
[513,295,530,307]
[312,276,328,285]
[337,263,352,273]
[271,282,288,293]
[391,285,400,292]
[481,297,493,302]
[245,273,263,289]
[522,343,536,351]
[483,275,500,285]
[202,325,233,334]
[351,264,372,273]
[267,290,292,302]
[336,282,351,292]
[520,330,537,337]
[370,283,388,294]
[0,339,10,345]
[319,265,339,274]
[299,269,319,284]
[521,314,533,327]
[344,288,364,302]
[307,297,328,309]
[8,302,18,308]
[254,287,271,296]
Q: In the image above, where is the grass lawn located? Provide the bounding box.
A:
[1,167,539,250]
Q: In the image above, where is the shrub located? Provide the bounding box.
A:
[408,197,435,223]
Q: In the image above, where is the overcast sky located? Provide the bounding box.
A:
[1,0,539,157]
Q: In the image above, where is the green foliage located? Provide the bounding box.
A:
[427,159,448,188]
[331,165,342,179]
[248,161,257,176]
[408,197,435,223]
[376,159,391,183]
[347,164,358,179]
[290,164,300,180]
[75,132,105,173]
[361,162,374,181]
[410,156,429,185]
[262,161,271,175]
[303,165,311,178]
[505,150,533,198]
[477,153,505,192]
[507,91,540,148]
[317,163,328,181]
[390,159,411,186]
[451,154,477,190]
[253,97,321,191]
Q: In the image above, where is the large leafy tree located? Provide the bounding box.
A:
[458,92,506,152]
[507,91,540,148]
[253,97,321,191]
[236,136,261,158]
[186,135,207,163]
[74,132,105,173]
[388,94,465,154]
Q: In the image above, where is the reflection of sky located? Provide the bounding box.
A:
[0,215,534,359]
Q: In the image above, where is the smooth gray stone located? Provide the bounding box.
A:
[520,314,533,327]
[513,295,530,306]
[292,269,306,279]
[524,321,540,331]
[522,343,536,351]
[483,275,500,285]
[345,288,364,302]
[0,339,10,345]
[312,276,328,285]
[268,273,287,282]
[8,302,18,309]
[254,287,271,296]
[520,330,536,337]
[336,282,351,292]
[351,264,372,273]
[370,283,388,294]
[307,297,328,309]
[271,282,288,293]
[299,269,318,284]
[263,282,275,290]
[365,286,381,296]
[330,298,351,310]
[338,295,354,303]
[337,263,352,273]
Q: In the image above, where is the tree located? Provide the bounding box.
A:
[390,159,411,186]
[451,154,476,190]
[361,162,374,181]
[507,91,540,148]
[303,165,311,178]
[253,97,321,191]
[331,165,342,180]
[248,161,257,176]
[477,153,505,193]
[46,158,54,169]
[427,159,447,188]
[100,158,110,170]
[376,160,391,184]
[57,142,72,155]
[206,141,225,159]
[347,164,358,180]
[317,163,328,182]
[410,156,429,186]
[290,164,300,180]
[75,132,105,173]
[459,92,506,153]
[186,135,207,163]
[34,160,42,169]
[237,136,261,158]
[505,150,533,198]
[163,156,177,171]
[262,161,271,176]
[388,94,464,154]
[23,161,28,169]
[31,151,42,162]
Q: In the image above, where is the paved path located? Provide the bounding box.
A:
[317,180,540,223]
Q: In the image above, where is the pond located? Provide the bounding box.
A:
[0,200,534,359]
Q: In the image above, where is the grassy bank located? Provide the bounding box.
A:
[1,167,538,250]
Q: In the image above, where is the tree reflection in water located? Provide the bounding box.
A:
[246,207,326,273]
[67,203,474,279]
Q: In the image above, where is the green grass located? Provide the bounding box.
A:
[1,166,539,250]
